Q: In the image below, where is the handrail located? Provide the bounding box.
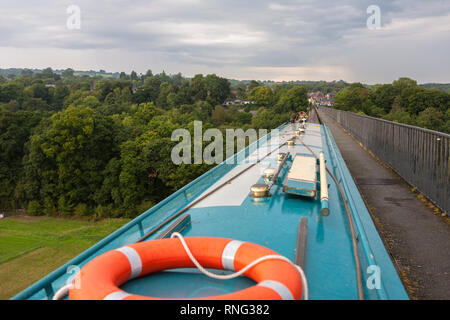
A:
[318,106,449,215]
[319,106,450,138]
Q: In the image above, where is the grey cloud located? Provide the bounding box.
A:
[0,0,449,83]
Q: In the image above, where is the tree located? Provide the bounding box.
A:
[203,74,231,105]
[0,81,24,103]
[29,83,51,103]
[369,84,397,113]
[0,110,42,207]
[82,96,101,108]
[118,118,196,215]
[133,77,161,104]
[236,111,252,124]
[157,82,172,109]
[383,108,416,125]
[27,200,42,216]
[247,86,273,107]
[334,83,370,112]
[119,72,128,80]
[21,69,34,77]
[176,81,192,105]
[443,109,450,134]
[251,108,288,130]
[272,85,287,104]
[62,68,75,77]
[236,82,247,99]
[405,87,435,115]
[392,77,417,93]
[53,86,70,109]
[193,101,213,121]
[93,79,132,102]
[248,80,260,91]
[23,106,118,211]
[172,73,184,86]
[41,67,55,79]
[144,70,153,78]
[275,86,308,113]
[211,105,227,125]
[190,74,207,101]
[130,71,138,81]
[416,107,444,131]
[156,71,171,83]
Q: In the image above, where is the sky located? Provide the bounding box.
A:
[0,0,449,84]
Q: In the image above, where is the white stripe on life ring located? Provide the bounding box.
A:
[103,291,130,300]
[221,240,244,271]
[115,246,142,280]
[258,280,294,300]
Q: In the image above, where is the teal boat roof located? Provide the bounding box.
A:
[13,122,408,300]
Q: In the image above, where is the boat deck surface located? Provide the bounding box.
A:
[13,121,408,300]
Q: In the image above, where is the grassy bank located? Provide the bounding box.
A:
[0,215,129,299]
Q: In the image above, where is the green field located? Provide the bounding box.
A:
[0,215,129,299]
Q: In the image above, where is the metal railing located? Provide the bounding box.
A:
[318,106,450,214]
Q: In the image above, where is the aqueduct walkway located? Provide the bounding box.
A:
[316,108,450,300]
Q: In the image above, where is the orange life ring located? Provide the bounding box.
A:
[69,237,303,300]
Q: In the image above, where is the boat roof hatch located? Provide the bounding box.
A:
[283,154,317,198]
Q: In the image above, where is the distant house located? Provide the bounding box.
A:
[223,98,234,106]
[223,99,252,106]
[315,91,324,98]
[325,93,335,101]
[45,84,56,88]
[308,91,335,106]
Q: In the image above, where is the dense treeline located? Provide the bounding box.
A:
[0,68,308,218]
[333,78,450,133]
[230,79,351,95]
[419,83,450,93]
